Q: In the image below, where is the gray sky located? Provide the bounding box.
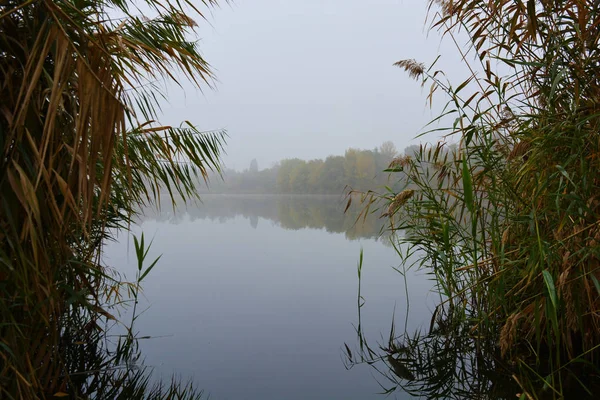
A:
[159,0,469,170]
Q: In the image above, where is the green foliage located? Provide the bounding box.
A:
[204,143,400,195]
[0,0,224,397]
[347,0,600,398]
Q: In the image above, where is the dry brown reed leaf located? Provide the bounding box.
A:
[393,59,425,81]
[173,12,198,27]
[507,140,531,161]
[1,0,223,394]
[435,162,450,183]
[382,190,415,218]
[557,268,570,290]
[500,312,522,356]
[501,303,543,356]
[388,155,412,169]
[431,0,457,17]
[586,224,600,246]
[501,228,510,245]
[556,267,578,335]
[561,250,572,270]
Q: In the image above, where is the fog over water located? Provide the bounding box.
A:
[104,196,436,400]
[105,3,472,398]
[158,0,469,169]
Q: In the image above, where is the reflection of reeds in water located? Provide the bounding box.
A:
[11,235,209,399]
[345,303,521,399]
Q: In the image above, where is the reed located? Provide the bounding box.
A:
[348,1,600,397]
[0,0,224,398]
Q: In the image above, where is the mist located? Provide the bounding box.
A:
[158,0,470,171]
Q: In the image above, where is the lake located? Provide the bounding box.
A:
[102,195,436,400]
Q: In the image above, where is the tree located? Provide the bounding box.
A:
[320,155,347,193]
[403,144,420,158]
[379,141,398,161]
[307,159,325,190]
[356,151,376,180]
[0,0,224,396]
[288,160,309,193]
[343,148,359,186]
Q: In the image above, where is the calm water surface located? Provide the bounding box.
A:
[103,195,435,399]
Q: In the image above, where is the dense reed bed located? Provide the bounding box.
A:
[0,0,224,398]
[348,1,600,398]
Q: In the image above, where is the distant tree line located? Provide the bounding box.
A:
[203,141,426,194]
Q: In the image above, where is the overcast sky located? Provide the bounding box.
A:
[158,0,469,170]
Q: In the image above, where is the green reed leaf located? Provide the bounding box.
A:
[542,269,558,310]
[462,155,473,213]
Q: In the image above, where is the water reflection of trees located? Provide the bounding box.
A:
[136,195,390,242]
